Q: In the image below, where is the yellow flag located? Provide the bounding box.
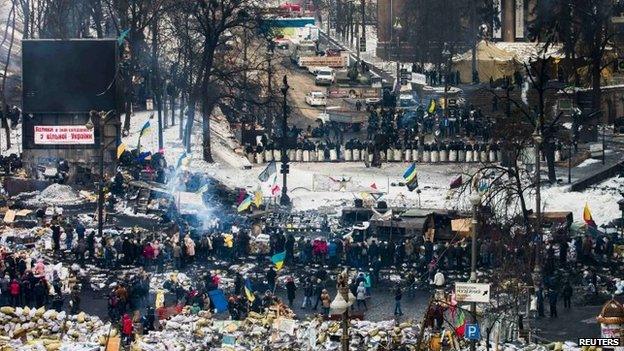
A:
[117,143,127,159]
[253,191,263,207]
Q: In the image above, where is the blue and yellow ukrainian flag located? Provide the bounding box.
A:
[237,195,253,213]
[403,163,417,183]
[139,121,152,137]
[271,251,286,270]
[244,278,255,302]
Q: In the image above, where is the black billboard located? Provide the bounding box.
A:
[22,39,119,114]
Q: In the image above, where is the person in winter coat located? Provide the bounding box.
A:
[33,279,48,308]
[9,279,20,306]
[285,277,297,307]
[266,267,276,291]
[302,279,314,309]
[356,282,367,311]
[185,236,196,263]
[394,284,403,316]
[320,289,331,316]
[121,314,133,345]
[562,281,573,309]
[51,224,61,252]
[70,286,81,314]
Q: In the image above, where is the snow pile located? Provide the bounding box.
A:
[25,184,86,206]
[542,175,624,226]
[576,158,601,168]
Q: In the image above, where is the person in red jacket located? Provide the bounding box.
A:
[121,313,133,345]
[9,279,20,306]
[142,243,155,270]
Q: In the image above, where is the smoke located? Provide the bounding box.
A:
[164,163,221,232]
[521,81,529,106]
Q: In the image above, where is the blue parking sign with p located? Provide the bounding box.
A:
[465,324,481,340]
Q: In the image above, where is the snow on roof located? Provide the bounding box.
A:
[494,42,565,64]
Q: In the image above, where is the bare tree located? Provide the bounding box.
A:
[0,0,17,150]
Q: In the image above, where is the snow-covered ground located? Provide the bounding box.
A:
[123,110,624,227]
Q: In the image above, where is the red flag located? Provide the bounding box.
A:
[450,175,463,189]
[370,182,377,190]
[271,184,281,196]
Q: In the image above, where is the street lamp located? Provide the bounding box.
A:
[280,75,291,207]
[618,197,624,237]
[393,17,402,96]
[85,110,115,239]
[331,268,354,351]
[442,44,451,118]
[469,192,481,351]
[532,127,543,289]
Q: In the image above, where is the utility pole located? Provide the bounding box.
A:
[532,124,543,288]
[151,17,163,150]
[471,0,477,83]
[280,75,291,207]
[337,268,350,351]
[469,193,481,351]
[358,0,365,61]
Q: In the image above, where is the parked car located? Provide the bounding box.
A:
[315,67,335,86]
[305,91,327,106]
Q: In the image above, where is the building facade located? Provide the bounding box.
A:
[376,0,538,60]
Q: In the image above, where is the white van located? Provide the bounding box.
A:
[315,67,335,86]
[305,91,327,106]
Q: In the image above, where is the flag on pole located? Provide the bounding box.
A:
[137,120,152,151]
[258,161,277,182]
[270,175,281,196]
[427,99,436,114]
[406,174,419,192]
[453,308,466,336]
[271,251,286,270]
[402,163,417,183]
[253,190,263,207]
[237,195,253,213]
[196,184,209,194]
[403,163,418,192]
[139,120,152,137]
[116,142,127,159]
[117,28,130,46]
[176,152,191,169]
[449,175,462,189]
[244,278,255,302]
[583,203,597,228]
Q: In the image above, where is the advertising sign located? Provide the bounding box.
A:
[455,282,491,303]
[34,125,94,145]
[298,56,346,68]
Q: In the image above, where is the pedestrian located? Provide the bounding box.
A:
[51,223,61,253]
[394,284,403,316]
[266,267,276,291]
[0,274,10,306]
[9,279,20,306]
[548,289,558,318]
[536,288,545,317]
[320,289,331,316]
[302,279,314,310]
[33,279,48,308]
[185,235,196,264]
[356,282,367,311]
[70,286,81,314]
[121,313,134,345]
[562,282,573,309]
[285,277,297,308]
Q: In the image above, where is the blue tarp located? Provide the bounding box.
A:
[208,289,229,313]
